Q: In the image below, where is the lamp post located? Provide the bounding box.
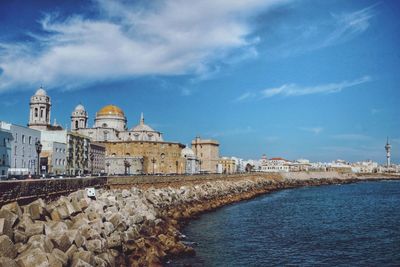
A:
[151,158,156,174]
[35,140,42,177]
[124,158,130,176]
[90,152,94,176]
[199,160,202,174]
[106,162,110,175]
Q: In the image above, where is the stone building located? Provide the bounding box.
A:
[72,104,185,174]
[0,121,12,177]
[191,137,220,173]
[181,145,199,174]
[89,142,106,175]
[8,123,41,175]
[72,105,163,142]
[28,87,51,131]
[105,155,143,175]
[103,141,184,174]
[218,157,236,174]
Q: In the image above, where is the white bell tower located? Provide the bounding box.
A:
[28,87,51,130]
[71,104,88,131]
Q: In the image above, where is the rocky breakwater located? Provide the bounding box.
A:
[0,175,354,266]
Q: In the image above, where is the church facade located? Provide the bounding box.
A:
[71,104,187,174]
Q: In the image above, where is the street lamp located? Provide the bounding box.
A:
[199,160,202,174]
[35,140,42,177]
[106,161,110,175]
[124,158,131,175]
[151,158,156,174]
[90,152,94,175]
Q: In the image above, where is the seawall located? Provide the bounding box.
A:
[0,173,399,266]
[2,171,396,205]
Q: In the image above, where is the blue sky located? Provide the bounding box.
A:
[0,0,399,163]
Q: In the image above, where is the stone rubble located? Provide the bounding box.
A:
[0,175,363,266]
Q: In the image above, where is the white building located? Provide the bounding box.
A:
[260,157,290,173]
[0,122,12,178]
[181,145,199,174]
[8,123,41,176]
[351,160,378,173]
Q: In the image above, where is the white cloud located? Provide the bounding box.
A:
[234,92,256,102]
[274,4,377,57]
[322,4,377,48]
[300,127,323,135]
[260,76,371,98]
[0,0,286,93]
[235,76,371,101]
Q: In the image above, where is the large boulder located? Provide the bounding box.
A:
[16,248,49,267]
[26,199,45,220]
[27,234,54,253]
[24,221,44,238]
[51,248,68,267]
[0,235,17,259]
[0,256,18,267]
[0,202,22,218]
[51,232,72,252]
[0,210,18,239]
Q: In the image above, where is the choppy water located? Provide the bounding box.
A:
[169,180,400,266]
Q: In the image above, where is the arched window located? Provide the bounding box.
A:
[40,109,44,118]
[34,108,38,117]
[75,121,79,129]
[102,123,108,128]
[125,153,131,156]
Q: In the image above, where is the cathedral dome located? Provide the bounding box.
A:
[132,124,154,132]
[181,145,195,158]
[35,87,47,96]
[97,105,125,117]
[131,113,155,132]
[75,104,85,111]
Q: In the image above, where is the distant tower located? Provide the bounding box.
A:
[385,137,391,167]
[71,104,88,131]
[28,86,51,130]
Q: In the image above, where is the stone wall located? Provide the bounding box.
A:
[0,177,107,205]
[0,171,386,206]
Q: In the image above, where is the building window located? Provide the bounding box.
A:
[28,136,32,145]
[35,108,38,117]
[14,146,17,156]
[22,135,25,144]
[104,131,108,141]
[40,109,44,118]
[15,133,17,143]
[75,121,79,129]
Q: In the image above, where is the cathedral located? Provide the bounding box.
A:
[26,86,201,175]
[70,104,193,175]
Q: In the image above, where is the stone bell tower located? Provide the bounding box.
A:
[28,86,51,130]
[71,104,88,131]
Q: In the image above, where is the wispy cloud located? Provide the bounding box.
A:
[321,3,378,48]
[300,127,323,135]
[0,0,287,93]
[275,4,378,57]
[235,76,371,101]
[331,134,372,141]
[261,76,371,98]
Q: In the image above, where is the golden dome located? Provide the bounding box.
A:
[97,105,125,117]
